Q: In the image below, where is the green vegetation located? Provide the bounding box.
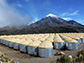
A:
[0,52,15,63]
[57,50,84,63]
[57,56,71,63]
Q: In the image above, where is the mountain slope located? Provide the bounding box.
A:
[30,14,83,28]
[0,14,84,35]
[29,14,84,33]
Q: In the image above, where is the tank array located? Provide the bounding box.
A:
[0,33,84,58]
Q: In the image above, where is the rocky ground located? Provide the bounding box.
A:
[0,43,84,63]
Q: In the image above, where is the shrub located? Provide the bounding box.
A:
[0,52,15,63]
[11,61,15,63]
[78,54,84,61]
[73,57,78,63]
[57,58,60,62]
[77,50,84,57]
[57,50,84,63]
[57,55,70,63]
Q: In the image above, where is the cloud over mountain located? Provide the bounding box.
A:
[61,11,79,16]
[0,0,33,27]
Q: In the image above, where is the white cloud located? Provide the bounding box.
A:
[61,13,67,16]
[61,11,79,16]
[70,11,78,15]
[0,0,33,27]
[17,4,22,7]
[62,18,72,20]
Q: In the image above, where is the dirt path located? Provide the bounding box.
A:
[0,44,84,63]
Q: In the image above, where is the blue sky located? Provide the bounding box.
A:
[0,0,84,27]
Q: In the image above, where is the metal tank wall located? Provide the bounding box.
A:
[76,39,80,45]
[27,46,37,55]
[19,44,27,53]
[81,38,84,43]
[65,42,68,47]
[0,39,3,44]
[3,40,6,45]
[5,41,10,46]
[2,40,4,44]
[38,48,53,58]
[53,42,64,49]
[13,43,20,50]
[0,39,2,43]
[67,43,78,50]
[9,42,14,48]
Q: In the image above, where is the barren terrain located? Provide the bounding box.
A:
[0,44,84,63]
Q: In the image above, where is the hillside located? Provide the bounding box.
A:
[30,14,83,27]
[29,14,84,33]
[0,14,84,35]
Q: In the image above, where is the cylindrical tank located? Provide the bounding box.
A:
[53,34,64,49]
[19,44,27,53]
[2,40,4,44]
[80,38,84,43]
[76,39,80,45]
[27,46,37,55]
[0,39,4,44]
[27,41,41,55]
[13,39,21,50]
[67,40,78,50]
[0,39,2,44]
[67,43,78,50]
[9,42,14,48]
[5,41,10,46]
[13,43,20,50]
[3,40,6,45]
[69,36,80,45]
[19,39,32,53]
[38,41,53,58]
[60,34,78,50]
[54,43,64,49]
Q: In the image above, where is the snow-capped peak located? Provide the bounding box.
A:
[46,14,58,18]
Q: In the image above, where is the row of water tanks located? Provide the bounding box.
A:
[0,33,84,58]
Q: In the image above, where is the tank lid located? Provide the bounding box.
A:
[38,41,53,49]
[28,40,41,47]
[54,34,64,43]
